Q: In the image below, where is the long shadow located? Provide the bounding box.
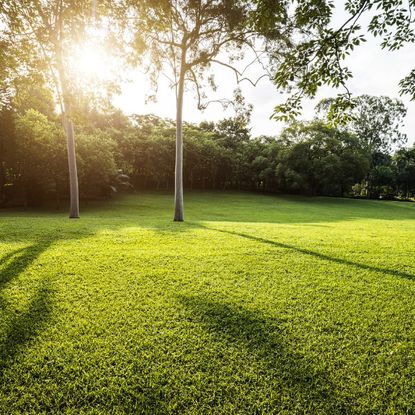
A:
[0,239,53,290]
[179,295,350,413]
[0,247,28,267]
[2,192,414,228]
[200,226,415,281]
[0,238,55,375]
[0,277,53,370]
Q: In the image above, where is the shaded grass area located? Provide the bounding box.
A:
[0,192,414,414]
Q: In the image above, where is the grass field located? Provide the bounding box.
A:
[0,192,414,414]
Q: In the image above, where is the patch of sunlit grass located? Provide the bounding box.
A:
[0,192,414,413]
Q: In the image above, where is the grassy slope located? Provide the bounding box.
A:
[0,192,414,414]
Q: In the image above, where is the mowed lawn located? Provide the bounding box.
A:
[0,192,414,414]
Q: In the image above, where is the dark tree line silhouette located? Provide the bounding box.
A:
[1,95,414,208]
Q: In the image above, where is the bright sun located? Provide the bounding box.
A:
[71,37,115,82]
[76,45,105,75]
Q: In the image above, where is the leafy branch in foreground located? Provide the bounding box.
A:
[271,0,415,121]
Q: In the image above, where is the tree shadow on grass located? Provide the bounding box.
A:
[201,226,415,282]
[0,278,53,370]
[0,238,55,375]
[179,295,350,413]
[184,192,415,224]
[0,239,53,290]
[0,247,28,268]
[2,192,414,228]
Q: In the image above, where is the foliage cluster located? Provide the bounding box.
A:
[1,90,414,207]
[272,0,415,120]
[0,105,119,207]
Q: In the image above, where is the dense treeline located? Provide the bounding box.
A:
[1,91,414,207]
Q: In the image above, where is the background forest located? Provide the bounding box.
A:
[2,0,415,213]
[1,86,414,207]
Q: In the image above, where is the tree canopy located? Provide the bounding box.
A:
[316,95,408,152]
[271,0,415,120]
[122,0,297,220]
[0,0,414,213]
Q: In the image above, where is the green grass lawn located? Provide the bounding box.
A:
[1,192,415,414]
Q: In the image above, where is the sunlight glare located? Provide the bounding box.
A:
[73,42,112,80]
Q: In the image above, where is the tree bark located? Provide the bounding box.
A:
[174,57,186,222]
[65,116,79,218]
[54,25,80,219]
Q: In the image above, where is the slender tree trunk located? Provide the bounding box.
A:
[64,116,79,218]
[174,58,186,221]
[55,39,80,218]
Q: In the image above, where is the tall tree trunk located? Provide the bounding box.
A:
[174,59,186,222]
[64,115,79,218]
[55,40,80,218]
